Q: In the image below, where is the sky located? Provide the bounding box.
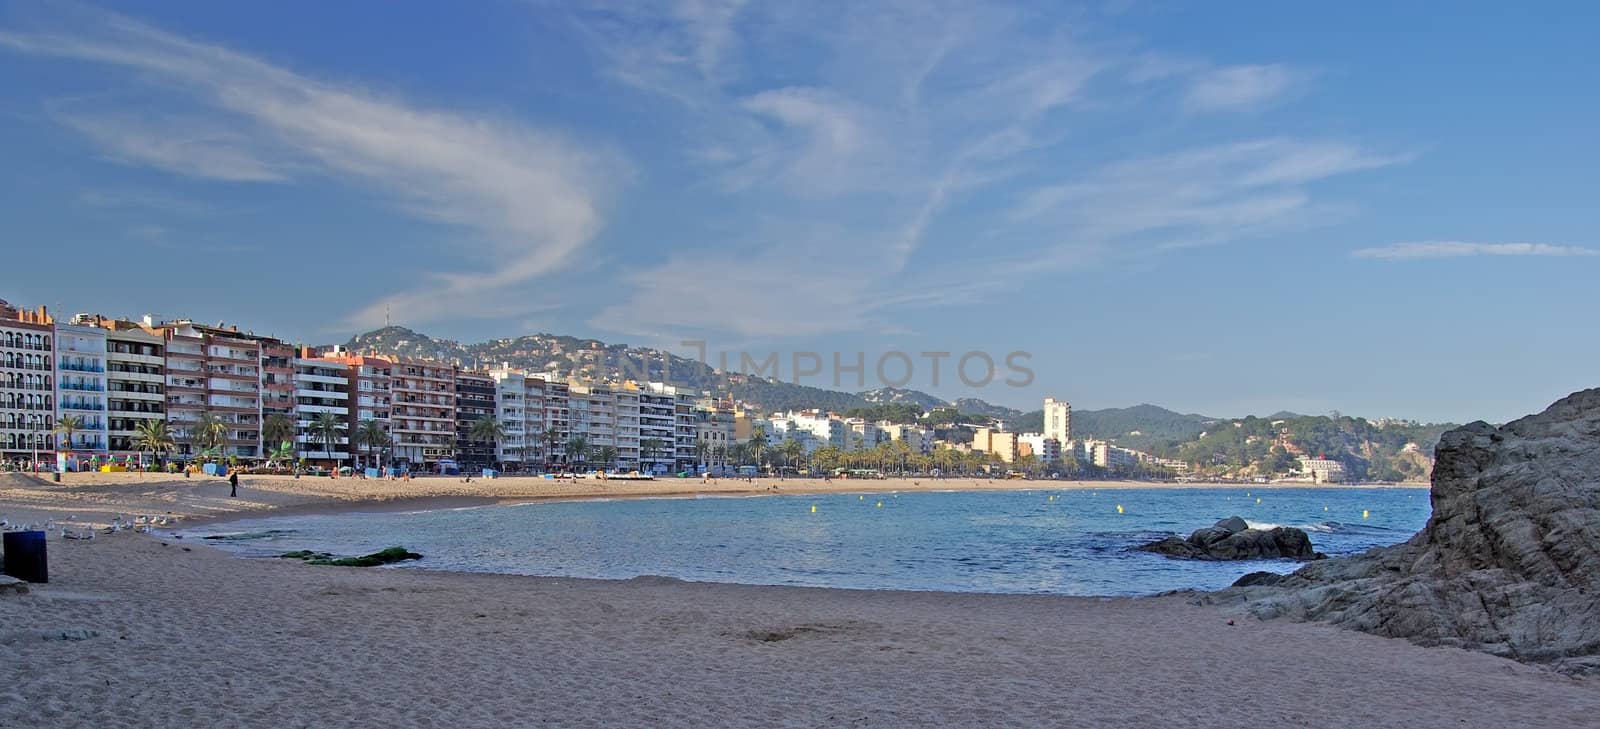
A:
[1,1,1596,424]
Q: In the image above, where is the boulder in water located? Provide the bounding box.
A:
[1214,388,1600,675]
[1138,516,1325,561]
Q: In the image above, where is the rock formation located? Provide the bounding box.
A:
[1138,517,1325,561]
[1214,388,1600,675]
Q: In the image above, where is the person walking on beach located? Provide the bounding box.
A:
[228,471,239,498]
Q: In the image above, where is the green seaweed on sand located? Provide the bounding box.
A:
[281,546,422,567]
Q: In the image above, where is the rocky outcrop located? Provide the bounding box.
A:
[1213,388,1600,675]
[1139,517,1325,561]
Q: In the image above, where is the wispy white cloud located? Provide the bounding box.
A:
[1014,139,1405,250]
[52,108,289,182]
[1183,64,1303,112]
[1353,241,1600,260]
[0,6,625,330]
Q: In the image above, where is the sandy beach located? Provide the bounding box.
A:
[2,472,1591,728]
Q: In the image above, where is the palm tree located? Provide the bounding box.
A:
[778,439,804,474]
[543,427,563,471]
[639,437,665,472]
[355,419,388,470]
[595,445,618,471]
[132,419,176,471]
[693,440,711,471]
[266,441,295,469]
[748,425,768,472]
[310,412,345,468]
[469,416,506,459]
[193,411,229,460]
[566,434,589,473]
[263,414,295,453]
[53,414,83,454]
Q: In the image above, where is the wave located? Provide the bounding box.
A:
[1245,520,1404,534]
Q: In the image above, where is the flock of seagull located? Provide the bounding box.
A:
[0,513,179,540]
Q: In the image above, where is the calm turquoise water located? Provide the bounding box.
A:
[187,487,1430,596]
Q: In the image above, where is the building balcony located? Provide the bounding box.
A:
[295,388,348,399]
[58,363,105,373]
[109,352,165,366]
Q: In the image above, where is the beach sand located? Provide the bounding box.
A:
[2,472,1591,728]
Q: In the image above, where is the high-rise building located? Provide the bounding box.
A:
[1043,397,1072,445]
[154,321,265,459]
[316,349,393,469]
[388,358,456,468]
[454,370,496,471]
[293,355,351,467]
[54,318,110,458]
[0,302,56,464]
[96,320,166,458]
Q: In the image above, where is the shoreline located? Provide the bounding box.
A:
[0,470,1427,529]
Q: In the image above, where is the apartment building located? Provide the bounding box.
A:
[98,321,166,457]
[454,370,496,471]
[155,322,264,459]
[613,385,640,469]
[971,427,1019,463]
[1017,433,1060,464]
[389,358,455,468]
[786,410,850,449]
[293,355,351,466]
[694,409,735,469]
[637,383,678,473]
[0,302,56,462]
[569,382,618,470]
[489,368,534,469]
[540,377,570,469]
[879,422,933,454]
[317,350,393,469]
[260,340,296,427]
[54,319,110,456]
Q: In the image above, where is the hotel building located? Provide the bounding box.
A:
[54,318,110,456]
[1043,397,1072,445]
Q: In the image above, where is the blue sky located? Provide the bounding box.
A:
[2,1,1596,423]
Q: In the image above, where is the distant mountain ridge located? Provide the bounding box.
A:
[339,327,1450,481]
[340,326,1023,415]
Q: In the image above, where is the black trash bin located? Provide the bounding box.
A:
[52,471,61,483]
[2,530,48,583]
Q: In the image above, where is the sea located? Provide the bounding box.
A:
[185,486,1430,597]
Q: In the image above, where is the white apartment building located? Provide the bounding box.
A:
[569,382,619,470]
[614,386,640,469]
[1018,433,1061,463]
[293,357,351,465]
[878,423,934,454]
[490,369,533,468]
[637,383,677,472]
[102,324,166,457]
[1043,397,1072,445]
[786,410,849,449]
[54,320,110,456]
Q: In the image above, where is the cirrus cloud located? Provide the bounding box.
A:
[1353,241,1600,260]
